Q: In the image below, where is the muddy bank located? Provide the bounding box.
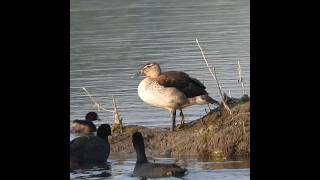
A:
[110,95,250,159]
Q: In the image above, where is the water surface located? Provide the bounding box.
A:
[70,156,250,180]
[70,0,250,127]
[70,0,250,179]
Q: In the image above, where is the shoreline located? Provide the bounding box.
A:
[110,95,250,160]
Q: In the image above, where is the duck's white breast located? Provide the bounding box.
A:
[138,78,186,110]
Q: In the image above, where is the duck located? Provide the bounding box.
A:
[132,131,187,178]
[70,112,100,135]
[137,63,219,131]
[70,124,111,170]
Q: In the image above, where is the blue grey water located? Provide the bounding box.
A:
[70,156,250,179]
[70,0,250,179]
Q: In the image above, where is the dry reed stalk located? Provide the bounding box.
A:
[225,112,250,124]
[195,38,233,115]
[237,60,245,94]
[82,87,114,113]
[82,87,124,133]
[112,96,123,133]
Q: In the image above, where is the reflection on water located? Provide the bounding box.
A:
[70,165,112,179]
[70,156,249,180]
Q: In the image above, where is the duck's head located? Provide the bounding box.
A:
[138,63,161,78]
[85,112,100,121]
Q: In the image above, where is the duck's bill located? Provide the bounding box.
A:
[136,69,145,77]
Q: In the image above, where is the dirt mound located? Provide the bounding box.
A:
[110,95,250,159]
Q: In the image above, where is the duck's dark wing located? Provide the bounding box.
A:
[70,137,87,151]
[70,137,88,163]
[70,136,107,164]
[157,71,207,98]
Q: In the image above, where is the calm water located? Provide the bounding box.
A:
[70,155,250,180]
[70,0,250,179]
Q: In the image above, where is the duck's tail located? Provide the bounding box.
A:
[184,95,220,108]
[203,95,220,105]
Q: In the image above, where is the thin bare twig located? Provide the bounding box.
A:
[82,88,124,133]
[195,38,232,115]
[237,60,245,94]
[112,96,123,133]
[82,87,114,113]
[224,112,250,125]
[207,104,212,111]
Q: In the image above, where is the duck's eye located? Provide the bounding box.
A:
[143,64,154,69]
[144,68,151,72]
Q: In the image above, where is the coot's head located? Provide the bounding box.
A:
[132,131,144,147]
[85,112,100,121]
[97,124,111,139]
[132,131,148,163]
